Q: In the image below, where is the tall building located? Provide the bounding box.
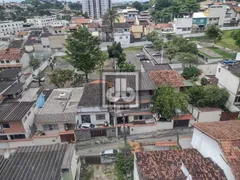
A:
[82,0,111,18]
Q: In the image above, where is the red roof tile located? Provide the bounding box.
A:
[172,114,194,120]
[155,141,178,147]
[0,51,22,60]
[150,23,173,29]
[148,70,185,87]
[232,5,240,13]
[87,23,100,28]
[136,149,227,180]
[193,120,240,179]
[71,17,90,25]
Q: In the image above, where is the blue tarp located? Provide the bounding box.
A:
[36,92,45,108]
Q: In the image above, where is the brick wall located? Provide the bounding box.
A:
[3,121,25,134]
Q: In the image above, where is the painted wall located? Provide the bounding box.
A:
[22,107,35,138]
[33,136,61,145]
[36,122,65,135]
[114,32,130,48]
[3,121,25,134]
[208,5,227,26]
[192,18,207,25]
[76,112,110,125]
[191,128,234,180]
[173,17,192,34]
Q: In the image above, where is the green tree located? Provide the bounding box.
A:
[205,25,222,44]
[187,85,229,107]
[29,58,40,70]
[231,30,240,47]
[201,77,209,86]
[105,9,120,41]
[155,0,171,11]
[107,42,123,59]
[65,26,103,82]
[49,69,73,88]
[132,1,143,11]
[182,0,200,13]
[178,52,198,66]
[152,86,188,118]
[165,45,178,63]
[119,62,135,72]
[182,66,201,79]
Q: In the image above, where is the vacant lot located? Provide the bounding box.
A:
[216,30,240,51]
[82,165,117,180]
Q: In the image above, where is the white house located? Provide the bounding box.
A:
[173,17,192,34]
[192,121,240,180]
[215,62,240,112]
[114,23,130,48]
[26,16,56,28]
[77,82,110,126]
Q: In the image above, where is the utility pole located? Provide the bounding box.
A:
[122,114,127,146]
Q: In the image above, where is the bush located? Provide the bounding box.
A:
[182,67,201,79]
[201,77,209,86]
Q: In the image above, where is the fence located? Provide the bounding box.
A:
[84,155,101,165]
[220,112,239,121]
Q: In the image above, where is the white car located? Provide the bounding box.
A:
[136,53,144,57]
[80,123,95,129]
[100,149,119,156]
[152,52,161,56]
[32,77,45,82]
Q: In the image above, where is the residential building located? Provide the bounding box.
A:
[0,68,24,82]
[192,12,208,33]
[134,149,227,180]
[0,102,34,141]
[114,23,130,47]
[173,17,192,34]
[126,8,139,18]
[70,17,91,25]
[131,25,144,39]
[192,121,240,180]
[144,23,173,35]
[0,40,30,69]
[49,20,69,28]
[26,16,56,28]
[87,23,101,37]
[216,62,240,111]
[188,105,223,123]
[48,34,66,51]
[0,144,78,180]
[77,82,110,126]
[35,88,84,142]
[0,21,24,36]
[82,0,111,18]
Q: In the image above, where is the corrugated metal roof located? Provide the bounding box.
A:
[3,82,24,95]
[35,113,76,123]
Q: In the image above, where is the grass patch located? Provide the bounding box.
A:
[208,47,235,59]
[198,51,218,59]
[123,46,143,52]
[216,30,240,51]
[82,167,94,180]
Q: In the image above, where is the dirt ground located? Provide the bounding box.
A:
[83,164,117,180]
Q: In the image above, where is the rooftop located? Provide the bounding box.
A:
[9,40,24,49]
[148,70,185,87]
[39,88,84,114]
[149,23,173,29]
[193,12,207,18]
[141,60,171,72]
[0,51,22,60]
[136,149,227,180]
[70,17,90,24]
[197,107,223,112]
[0,155,10,176]
[0,68,21,79]
[87,23,100,28]
[0,102,34,122]
[3,82,24,95]
[193,120,240,179]
[0,144,74,180]
[35,112,76,123]
[114,23,130,28]
[0,81,13,93]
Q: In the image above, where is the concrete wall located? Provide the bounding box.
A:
[22,107,35,138]
[20,53,30,69]
[173,17,192,34]
[36,122,65,135]
[134,154,140,180]
[114,32,130,47]
[208,5,227,26]
[191,128,234,180]
[197,63,218,76]
[76,111,110,126]
[33,136,61,145]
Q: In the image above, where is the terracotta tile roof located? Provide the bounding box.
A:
[232,5,240,13]
[87,23,100,28]
[136,149,227,180]
[150,23,173,29]
[197,107,223,112]
[148,70,185,87]
[172,114,194,120]
[226,1,238,5]
[193,121,240,179]
[155,141,178,147]
[71,17,90,25]
[16,31,29,36]
[193,120,240,140]
[0,51,22,60]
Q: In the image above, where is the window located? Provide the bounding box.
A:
[43,45,46,48]
[218,68,221,72]
[235,96,240,103]
[96,114,105,120]
[47,45,50,48]
[81,115,91,123]
[126,36,128,39]
[1,61,4,64]
[119,37,123,39]
[140,103,150,110]
[42,124,59,131]
[6,60,10,63]
[28,111,31,116]
[10,134,25,140]
[2,123,10,128]
[16,60,20,63]
[0,135,8,140]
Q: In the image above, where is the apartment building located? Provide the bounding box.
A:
[26,16,56,28]
[0,102,35,141]
[0,21,24,36]
[82,0,111,18]
[216,62,240,112]
[173,17,193,34]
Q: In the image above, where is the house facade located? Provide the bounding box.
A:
[173,17,192,34]
[114,23,130,47]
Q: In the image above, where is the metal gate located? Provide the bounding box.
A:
[84,155,101,165]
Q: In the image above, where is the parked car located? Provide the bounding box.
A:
[100,149,119,156]
[152,52,161,56]
[136,52,145,57]
[80,123,95,129]
[32,77,45,82]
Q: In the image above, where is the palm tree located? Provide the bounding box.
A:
[105,9,119,41]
